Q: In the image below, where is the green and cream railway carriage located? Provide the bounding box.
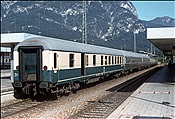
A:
[12,36,157,97]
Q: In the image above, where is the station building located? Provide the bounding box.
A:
[1,33,41,69]
[0,47,11,69]
[147,27,175,63]
[147,27,175,81]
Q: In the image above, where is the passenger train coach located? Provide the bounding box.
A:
[12,36,158,98]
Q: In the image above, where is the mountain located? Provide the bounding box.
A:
[1,1,174,53]
[150,16,175,26]
[141,16,175,28]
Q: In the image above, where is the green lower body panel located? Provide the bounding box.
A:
[59,68,81,80]
[14,65,123,84]
[57,65,123,84]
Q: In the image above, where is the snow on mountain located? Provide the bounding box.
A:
[120,1,138,18]
[141,16,175,28]
[1,1,141,36]
[149,16,175,27]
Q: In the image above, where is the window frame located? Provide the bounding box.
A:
[93,55,96,66]
[101,55,103,65]
[54,53,57,68]
[109,56,111,65]
[105,56,108,65]
[69,54,74,67]
[85,55,88,66]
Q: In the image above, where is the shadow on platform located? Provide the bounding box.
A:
[130,95,175,109]
[146,65,174,83]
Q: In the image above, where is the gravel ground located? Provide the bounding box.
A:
[1,98,23,107]
[4,66,158,119]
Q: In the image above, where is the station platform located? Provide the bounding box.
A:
[1,69,11,78]
[107,66,175,119]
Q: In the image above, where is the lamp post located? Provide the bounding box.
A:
[133,29,139,52]
[151,43,153,54]
[122,38,130,51]
[134,32,136,52]
[38,32,41,35]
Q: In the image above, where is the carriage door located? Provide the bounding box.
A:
[81,53,85,76]
[19,47,42,82]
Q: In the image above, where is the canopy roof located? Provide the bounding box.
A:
[147,27,175,56]
[1,33,41,47]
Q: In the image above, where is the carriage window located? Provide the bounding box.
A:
[105,56,107,65]
[120,57,121,64]
[109,56,111,65]
[121,57,123,64]
[54,53,57,68]
[101,56,103,65]
[117,56,120,64]
[69,54,74,67]
[93,55,96,66]
[115,56,117,64]
[112,56,114,64]
[86,55,88,66]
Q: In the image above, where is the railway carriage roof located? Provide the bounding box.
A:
[14,36,149,58]
[121,50,149,58]
[14,37,124,56]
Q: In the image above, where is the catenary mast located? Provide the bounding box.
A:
[82,0,87,44]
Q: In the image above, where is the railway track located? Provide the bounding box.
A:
[1,98,45,118]
[1,66,161,118]
[68,67,161,119]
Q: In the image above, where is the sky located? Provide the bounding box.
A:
[131,1,175,21]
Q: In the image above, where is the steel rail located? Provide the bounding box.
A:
[67,67,161,119]
[1,99,43,118]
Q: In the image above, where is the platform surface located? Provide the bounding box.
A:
[1,69,13,92]
[1,69,11,78]
[107,66,175,119]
